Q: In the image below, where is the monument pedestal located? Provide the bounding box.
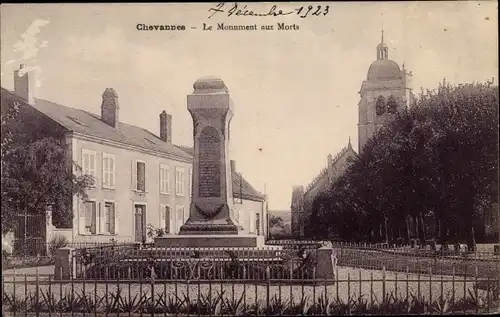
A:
[178,76,244,241]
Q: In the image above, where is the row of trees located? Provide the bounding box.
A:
[309,82,499,250]
[1,95,92,236]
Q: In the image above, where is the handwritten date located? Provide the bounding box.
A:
[208,3,330,19]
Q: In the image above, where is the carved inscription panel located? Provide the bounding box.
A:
[198,127,221,197]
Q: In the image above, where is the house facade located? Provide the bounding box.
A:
[2,65,267,249]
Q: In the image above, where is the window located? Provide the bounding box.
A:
[103,202,116,234]
[188,168,192,197]
[175,167,185,196]
[160,164,171,194]
[84,201,97,234]
[82,149,97,186]
[176,205,185,233]
[387,95,398,114]
[160,205,171,233]
[102,153,116,189]
[132,161,146,192]
[375,95,386,116]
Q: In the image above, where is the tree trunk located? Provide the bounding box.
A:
[466,226,476,252]
[405,217,411,244]
[418,212,426,246]
[384,218,389,244]
[439,218,448,248]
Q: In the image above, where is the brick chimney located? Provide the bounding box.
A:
[14,64,36,105]
[101,88,119,128]
[230,160,236,172]
[159,110,172,143]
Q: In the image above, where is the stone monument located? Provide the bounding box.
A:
[155,77,257,248]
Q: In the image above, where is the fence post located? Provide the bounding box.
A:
[315,245,335,283]
[266,265,271,310]
[54,247,74,280]
[382,266,386,305]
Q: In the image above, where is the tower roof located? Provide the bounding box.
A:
[367,31,402,81]
[367,59,401,81]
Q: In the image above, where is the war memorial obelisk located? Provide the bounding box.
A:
[155,77,258,248]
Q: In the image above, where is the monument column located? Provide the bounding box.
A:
[179,77,239,235]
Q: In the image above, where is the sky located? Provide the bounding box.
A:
[1,2,498,210]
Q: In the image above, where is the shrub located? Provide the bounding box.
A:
[2,288,497,315]
[48,235,69,256]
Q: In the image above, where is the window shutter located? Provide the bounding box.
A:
[132,161,137,190]
[159,204,165,229]
[90,202,97,234]
[114,203,119,235]
[99,202,105,234]
[159,167,164,193]
[102,157,108,187]
[166,167,171,193]
[109,157,115,188]
[78,200,86,234]
[165,206,171,234]
[143,162,147,192]
[90,153,96,180]
[82,152,89,175]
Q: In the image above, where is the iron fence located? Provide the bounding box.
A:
[265,240,500,279]
[72,247,317,281]
[2,266,499,315]
[2,241,137,271]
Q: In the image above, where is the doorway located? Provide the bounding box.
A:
[134,204,146,243]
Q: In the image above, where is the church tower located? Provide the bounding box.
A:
[358,31,413,153]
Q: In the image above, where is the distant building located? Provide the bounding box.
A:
[358,30,414,153]
[291,141,357,238]
[291,32,413,238]
[1,64,266,253]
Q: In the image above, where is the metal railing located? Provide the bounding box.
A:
[71,247,317,281]
[2,241,137,270]
[2,267,499,315]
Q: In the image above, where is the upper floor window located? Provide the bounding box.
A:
[102,153,116,189]
[160,164,171,194]
[82,149,97,186]
[175,167,185,196]
[132,160,146,192]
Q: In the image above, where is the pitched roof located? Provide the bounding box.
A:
[304,143,357,196]
[175,146,265,202]
[1,88,191,161]
[2,87,265,203]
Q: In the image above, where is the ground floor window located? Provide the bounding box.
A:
[84,201,97,234]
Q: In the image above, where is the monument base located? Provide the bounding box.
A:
[178,223,239,235]
[154,234,258,248]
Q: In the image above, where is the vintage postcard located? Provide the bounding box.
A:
[1,2,499,315]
